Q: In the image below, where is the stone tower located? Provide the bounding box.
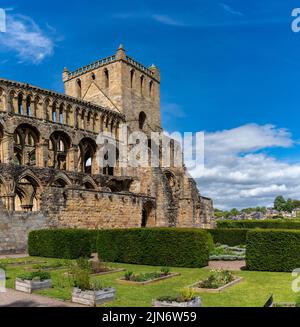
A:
[63,44,161,134]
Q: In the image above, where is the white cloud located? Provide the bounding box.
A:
[219,3,244,17]
[184,123,300,210]
[151,15,186,27]
[0,13,54,64]
[113,12,186,27]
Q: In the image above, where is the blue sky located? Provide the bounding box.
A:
[1,0,300,209]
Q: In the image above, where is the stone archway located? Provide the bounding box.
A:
[15,173,41,212]
[141,201,155,227]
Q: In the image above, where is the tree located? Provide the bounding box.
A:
[274,196,286,211]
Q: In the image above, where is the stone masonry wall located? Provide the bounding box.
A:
[0,188,154,253]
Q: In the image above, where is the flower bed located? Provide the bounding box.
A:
[15,271,52,294]
[153,288,202,307]
[118,268,180,285]
[190,270,242,293]
[70,259,116,306]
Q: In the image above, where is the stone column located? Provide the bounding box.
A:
[68,145,79,172]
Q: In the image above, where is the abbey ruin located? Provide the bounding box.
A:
[0,45,214,253]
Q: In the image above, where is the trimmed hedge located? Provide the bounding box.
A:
[217,219,300,230]
[97,228,212,268]
[28,229,92,259]
[246,229,300,272]
[208,228,248,246]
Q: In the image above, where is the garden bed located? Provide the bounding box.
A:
[72,287,116,306]
[15,271,52,294]
[153,297,201,307]
[191,276,243,293]
[190,269,243,293]
[118,271,180,285]
[91,268,125,276]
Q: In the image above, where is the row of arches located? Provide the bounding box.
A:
[7,123,115,176]
[0,86,122,137]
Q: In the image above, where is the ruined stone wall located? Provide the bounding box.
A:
[0,187,155,253]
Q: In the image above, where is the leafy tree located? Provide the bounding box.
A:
[274,196,286,211]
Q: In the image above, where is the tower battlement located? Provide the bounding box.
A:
[63,45,161,133]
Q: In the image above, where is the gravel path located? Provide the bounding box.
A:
[0,289,85,307]
[207,260,246,271]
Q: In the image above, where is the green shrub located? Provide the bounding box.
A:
[208,229,248,245]
[246,229,300,272]
[217,219,300,229]
[97,228,211,268]
[28,229,92,259]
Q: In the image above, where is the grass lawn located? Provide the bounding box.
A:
[0,257,297,307]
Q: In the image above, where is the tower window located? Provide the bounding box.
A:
[139,111,147,130]
[130,69,135,88]
[104,69,109,88]
[140,75,144,96]
[91,73,96,80]
[149,81,153,97]
[76,79,82,98]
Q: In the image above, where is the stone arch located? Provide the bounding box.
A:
[82,176,97,190]
[13,124,40,166]
[48,131,71,170]
[15,172,41,212]
[78,137,97,174]
[51,172,72,188]
[0,175,8,210]
[141,200,155,227]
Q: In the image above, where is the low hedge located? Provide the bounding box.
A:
[217,219,300,229]
[28,229,92,259]
[246,229,300,272]
[208,228,248,246]
[97,228,212,268]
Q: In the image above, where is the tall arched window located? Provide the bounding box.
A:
[140,75,144,96]
[26,96,31,116]
[59,104,64,124]
[76,79,82,98]
[104,69,109,88]
[149,81,153,97]
[130,69,135,88]
[52,103,57,122]
[48,131,70,170]
[13,124,39,166]
[18,94,23,115]
[78,138,97,174]
[139,111,147,130]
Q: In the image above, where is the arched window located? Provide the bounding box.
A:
[52,103,57,122]
[26,96,31,116]
[15,175,40,212]
[48,132,70,170]
[139,111,147,130]
[91,73,96,80]
[59,104,64,124]
[140,75,144,96]
[76,79,82,98]
[78,138,96,174]
[18,94,23,115]
[149,81,153,97]
[130,69,135,88]
[13,125,39,166]
[104,69,109,88]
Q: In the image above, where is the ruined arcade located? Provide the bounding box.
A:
[0,45,214,253]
